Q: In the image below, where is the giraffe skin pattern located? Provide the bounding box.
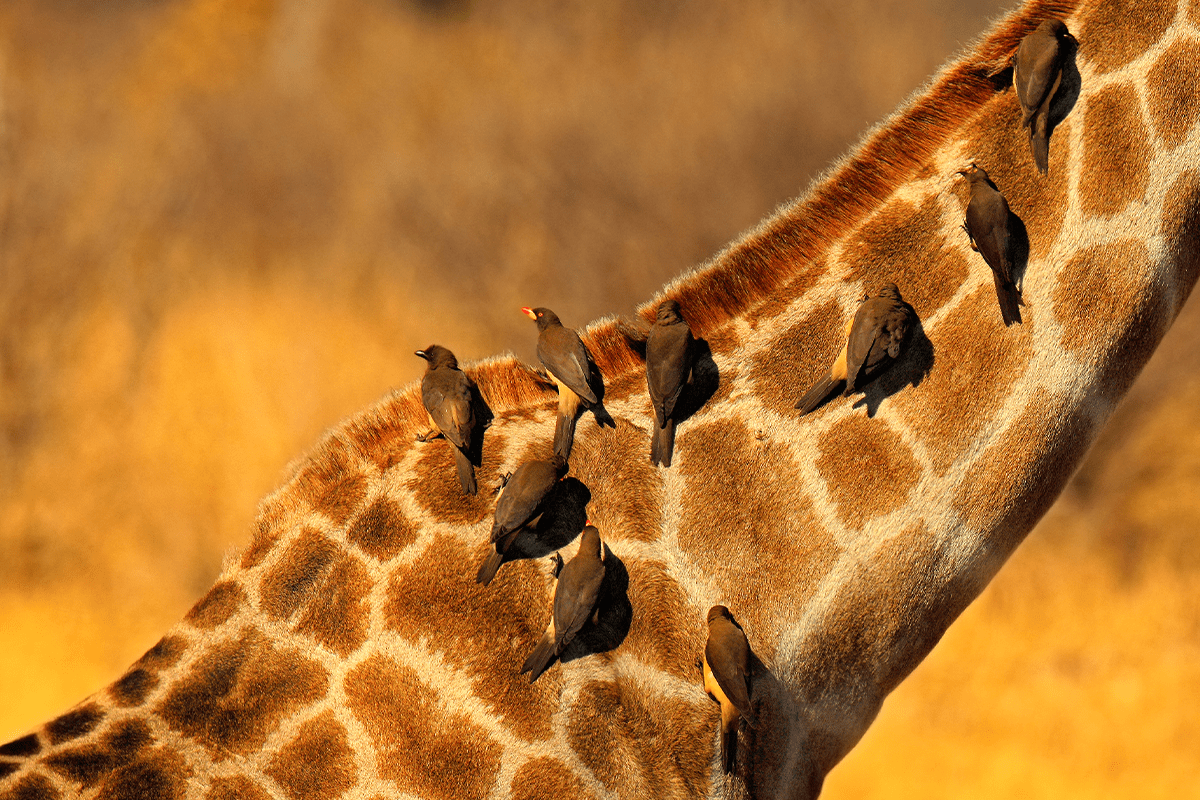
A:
[3,0,1200,798]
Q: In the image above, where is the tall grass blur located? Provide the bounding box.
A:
[1,0,1197,796]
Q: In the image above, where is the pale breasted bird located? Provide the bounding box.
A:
[520,525,606,683]
[522,306,603,461]
[958,164,1021,326]
[415,345,479,495]
[1013,18,1075,175]
[703,605,758,775]
[645,299,695,468]
[476,454,568,586]
[794,283,916,415]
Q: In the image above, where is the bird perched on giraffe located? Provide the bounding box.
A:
[1012,18,1076,175]
[794,282,917,415]
[523,306,606,460]
[521,525,607,683]
[703,605,758,776]
[644,299,695,467]
[958,164,1021,326]
[477,454,570,586]
[414,344,480,495]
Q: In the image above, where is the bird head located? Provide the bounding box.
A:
[522,306,560,330]
[877,282,903,302]
[414,345,456,368]
[655,298,684,324]
[707,605,732,625]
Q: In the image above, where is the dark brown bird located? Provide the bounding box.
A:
[523,306,602,460]
[795,283,916,414]
[1013,18,1074,175]
[645,299,695,467]
[703,605,757,775]
[476,454,568,585]
[415,345,478,495]
[520,525,606,683]
[959,164,1021,326]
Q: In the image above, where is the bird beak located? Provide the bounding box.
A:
[414,350,427,360]
[521,307,537,320]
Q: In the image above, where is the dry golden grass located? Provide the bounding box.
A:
[2,0,1197,795]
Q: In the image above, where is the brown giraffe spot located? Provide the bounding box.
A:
[241,506,287,570]
[344,655,502,800]
[135,636,188,671]
[184,581,245,630]
[294,555,371,657]
[816,415,921,530]
[954,388,1093,555]
[744,261,825,329]
[840,194,970,320]
[110,670,157,707]
[265,712,356,800]
[293,436,367,525]
[620,559,704,679]
[45,704,104,745]
[346,496,417,561]
[962,97,1070,260]
[0,736,39,758]
[407,432,507,526]
[1052,240,1168,399]
[893,286,1035,475]
[384,534,557,742]
[94,747,187,800]
[569,419,662,543]
[1193,0,1200,25]
[677,418,840,656]
[566,679,712,799]
[109,637,187,708]
[749,297,844,416]
[1078,0,1176,75]
[258,528,339,620]
[1146,38,1200,150]
[0,774,58,800]
[1080,84,1152,217]
[509,757,597,800]
[205,777,273,800]
[156,627,327,759]
[793,522,978,705]
[1161,169,1200,314]
[44,719,153,789]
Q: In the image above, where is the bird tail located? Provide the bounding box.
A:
[453,447,477,495]
[721,724,738,775]
[476,549,504,586]
[520,633,556,683]
[795,374,842,415]
[650,418,676,467]
[1030,110,1050,175]
[993,271,1022,326]
[554,406,579,461]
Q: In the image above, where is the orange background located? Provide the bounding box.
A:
[1,1,1197,796]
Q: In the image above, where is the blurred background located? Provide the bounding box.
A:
[1,0,1198,796]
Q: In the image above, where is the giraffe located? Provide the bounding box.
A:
[3,0,1200,797]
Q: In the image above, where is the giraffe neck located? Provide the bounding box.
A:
[5,0,1200,798]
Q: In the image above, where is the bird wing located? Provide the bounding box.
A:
[705,620,754,720]
[646,321,693,425]
[551,555,605,653]
[491,461,556,540]
[845,298,912,390]
[1014,32,1061,124]
[967,190,1014,284]
[422,368,475,450]
[538,328,599,405]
